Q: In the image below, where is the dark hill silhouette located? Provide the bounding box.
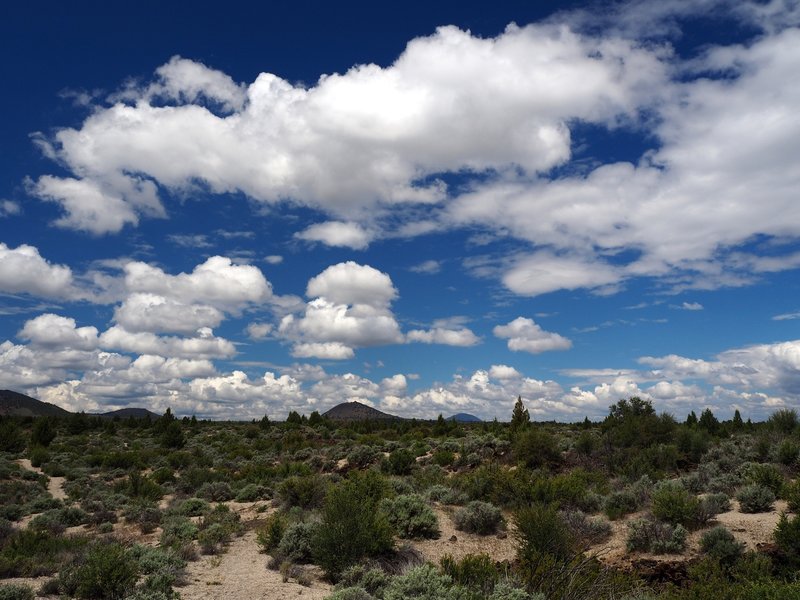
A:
[0,389,159,419]
[323,401,401,421]
[0,389,71,417]
[97,407,161,420]
[447,413,482,423]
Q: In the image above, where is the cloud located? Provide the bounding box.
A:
[296,221,372,249]
[264,255,283,265]
[679,301,704,311]
[773,311,800,321]
[18,314,99,350]
[406,327,480,347]
[493,317,572,354]
[305,261,397,307]
[409,260,442,274]
[167,234,213,248]
[123,256,272,312]
[30,24,663,232]
[246,322,273,340]
[0,200,21,217]
[99,325,236,359]
[0,243,75,298]
[489,364,522,380]
[113,293,225,335]
[501,251,622,297]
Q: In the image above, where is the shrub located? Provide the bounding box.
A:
[626,518,687,554]
[314,471,394,579]
[736,484,775,513]
[604,490,639,520]
[177,497,209,517]
[326,588,375,600]
[743,463,785,496]
[651,480,700,527]
[335,565,388,597]
[425,485,466,505]
[452,501,504,535]
[347,446,378,469]
[700,526,744,565]
[29,446,49,468]
[58,541,138,599]
[784,479,800,512]
[777,439,800,466]
[197,481,233,502]
[235,483,269,502]
[774,512,800,567]
[278,475,328,509]
[382,448,416,476]
[560,510,612,546]
[277,521,318,563]
[768,408,798,434]
[383,563,461,600]
[513,428,560,469]
[0,584,34,600]
[432,449,455,467]
[381,494,440,539]
[440,553,498,595]
[124,501,162,534]
[256,512,287,553]
[514,503,573,563]
[489,581,538,600]
[159,516,197,552]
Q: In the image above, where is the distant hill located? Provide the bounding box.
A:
[96,407,161,420]
[0,389,71,417]
[447,413,482,423]
[323,401,401,421]
[0,389,159,420]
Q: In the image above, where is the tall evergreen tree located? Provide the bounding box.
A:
[510,396,530,431]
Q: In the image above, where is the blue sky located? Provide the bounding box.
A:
[1,0,799,421]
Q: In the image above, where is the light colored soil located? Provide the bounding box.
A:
[16,458,67,500]
[411,506,517,565]
[588,500,792,568]
[178,530,333,600]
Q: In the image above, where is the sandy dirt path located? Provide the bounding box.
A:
[16,458,67,501]
[178,530,333,600]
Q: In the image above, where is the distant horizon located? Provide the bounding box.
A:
[1,1,799,422]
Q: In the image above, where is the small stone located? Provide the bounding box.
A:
[496,531,508,539]
[449,535,458,542]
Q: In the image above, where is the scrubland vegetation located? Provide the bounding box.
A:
[2,399,800,599]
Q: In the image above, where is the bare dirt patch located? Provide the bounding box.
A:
[411,506,517,565]
[178,530,332,600]
[16,458,67,501]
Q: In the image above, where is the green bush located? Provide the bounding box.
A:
[784,479,800,512]
[256,512,287,553]
[514,503,573,563]
[314,471,394,580]
[381,494,440,539]
[334,565,388,598]
[382,448,416,476]
[197,481,233,502]
[58,541,138,599]
[513,428,561,469]
[560,510,612,546]
[383,563,463,600]
[0,584,34,600]
[626,518,687,554]
[736,484,775,513]
[768,408,798,434]
[651,480,700,527]
[777,439,800,466]
[0,529,88,577]
[604,489,639,520]
[177,497,209,517]
[424,485,466,505]
[452,501,504,535]
[489,581,537,600]
[326,588,375,600]
[440,553,498,595]
[234,483,269,502]
[774,512,800,567]
[700,526,744,565]
[742,463,784,496]
[278,475,328,509]
[277,521,318,563]
[159,516,198,553]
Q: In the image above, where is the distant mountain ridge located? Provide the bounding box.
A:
[0,389,159,419]
[322,401,401,421]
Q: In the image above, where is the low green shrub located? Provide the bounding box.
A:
[58,540,138,599]
[381,494,440,539]
[234,483,269,502]
[334,565,388,597]
[741,463,784,496]
[0,583,34,600]
[700,525,744,565]
[277,521,318,563]
[626,518,687,554]
[651,480,700,527]
[382,448,416,476]
[278,475,328,509]
[785,479,800,512]
[440,553,498,595]
[736,484,775,513]
[197,481,233,502]
[452,500,504,535]
[176,497,209,517]
[604,490,639,520]
[560,510,612,546]
[383,563,463,600]
[777,439,800,466]
[514,503,573,562]
[256,512,287,553]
